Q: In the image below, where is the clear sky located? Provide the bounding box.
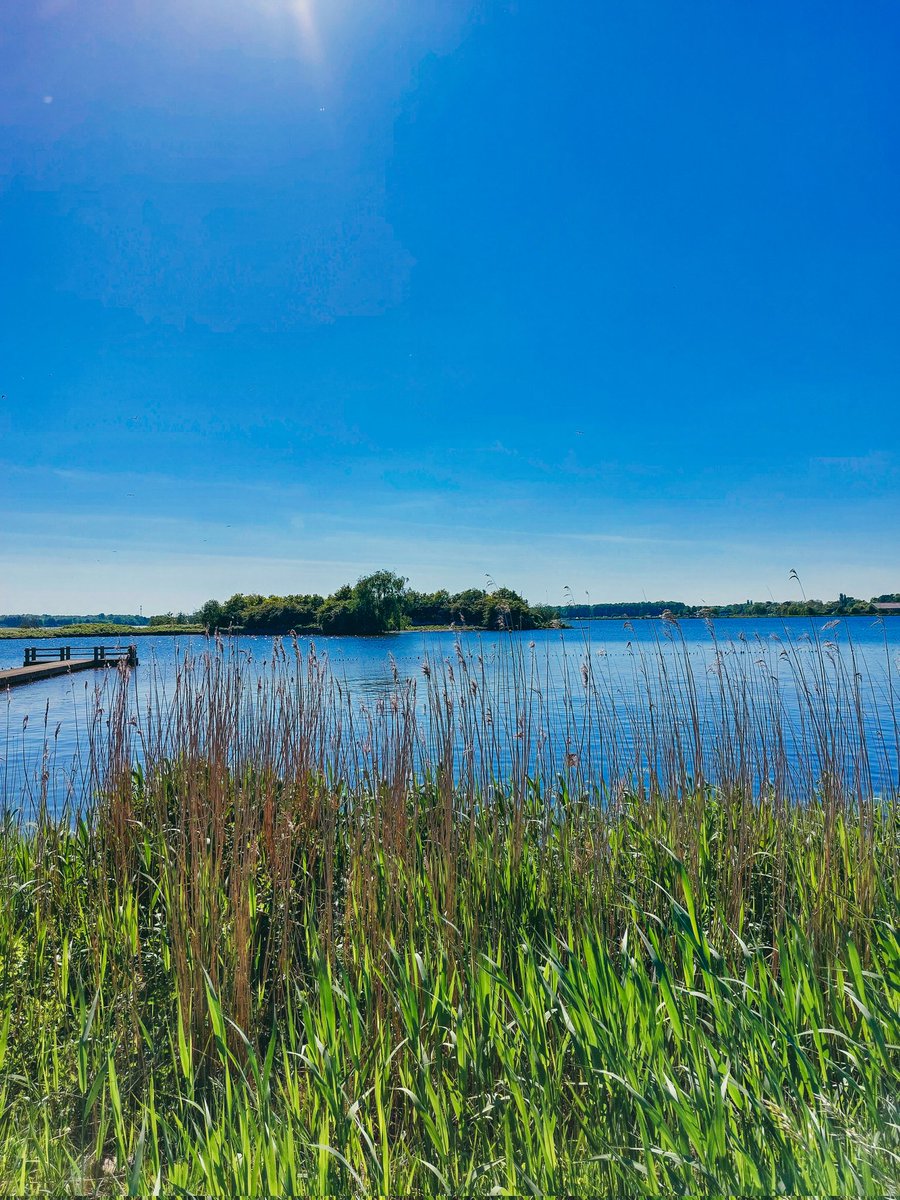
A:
[1,0,898,612]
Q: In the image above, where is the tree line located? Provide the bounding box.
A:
[178,571,559,635]
[558,593,900,620]
[7,586,895,638]
[0,612,150,629]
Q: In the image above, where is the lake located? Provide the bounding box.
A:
[3,617,899,813]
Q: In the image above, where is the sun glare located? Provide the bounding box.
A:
[286,0,324,62]
[238,0,327,63]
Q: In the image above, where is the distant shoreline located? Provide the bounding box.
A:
[0,623,546,640]
[0,624,205,640]
[1,611,896,641]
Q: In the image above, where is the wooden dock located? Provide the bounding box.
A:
[0,646,138,689]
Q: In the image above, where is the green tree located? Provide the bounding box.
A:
[198,599,226,630]
[450,588,487,626]
[353,570,408,633]
[481,587,542,631]
[319,597,363,634]
[221,594,251,627]
[243,594,323,632]
[405,589,451,626]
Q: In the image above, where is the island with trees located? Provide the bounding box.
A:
[1,581,898,639]
[192,571,560,635]
[187,583,900,634]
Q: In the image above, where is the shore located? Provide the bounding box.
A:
[0,622,571,640]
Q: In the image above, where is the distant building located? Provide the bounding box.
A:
[873,602,900,611]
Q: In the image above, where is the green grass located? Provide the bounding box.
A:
[0,638,898,1194]
[0,624,204,639]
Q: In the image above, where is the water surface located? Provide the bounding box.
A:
[3,617,899,812]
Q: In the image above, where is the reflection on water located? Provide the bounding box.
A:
[2,617,899,814]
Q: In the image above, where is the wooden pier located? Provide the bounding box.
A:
[0,646,138,689]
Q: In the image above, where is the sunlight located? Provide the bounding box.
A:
[229,0,329,63]
[287,0,323,62]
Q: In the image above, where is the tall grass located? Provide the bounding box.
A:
[0,627,898,1194]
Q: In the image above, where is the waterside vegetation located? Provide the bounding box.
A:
[0,614,150,630]
[0,622,203,640]
[0,573,558,639]
[561,592,900,620]
[0,630,897,1193]
[195,571,559,635]
[3,582,898,641]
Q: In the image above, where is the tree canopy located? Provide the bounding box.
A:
[186,572,557,635]
[156,578,900,637]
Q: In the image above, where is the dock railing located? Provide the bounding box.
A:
[91,646,139,666]
[23,646,138,668]
[23,647,72,665]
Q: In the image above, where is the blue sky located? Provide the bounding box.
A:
[1,0,898,612]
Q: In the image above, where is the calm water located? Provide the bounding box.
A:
[3,617,899,812]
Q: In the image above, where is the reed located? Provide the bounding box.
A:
[0,629,897,1194]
